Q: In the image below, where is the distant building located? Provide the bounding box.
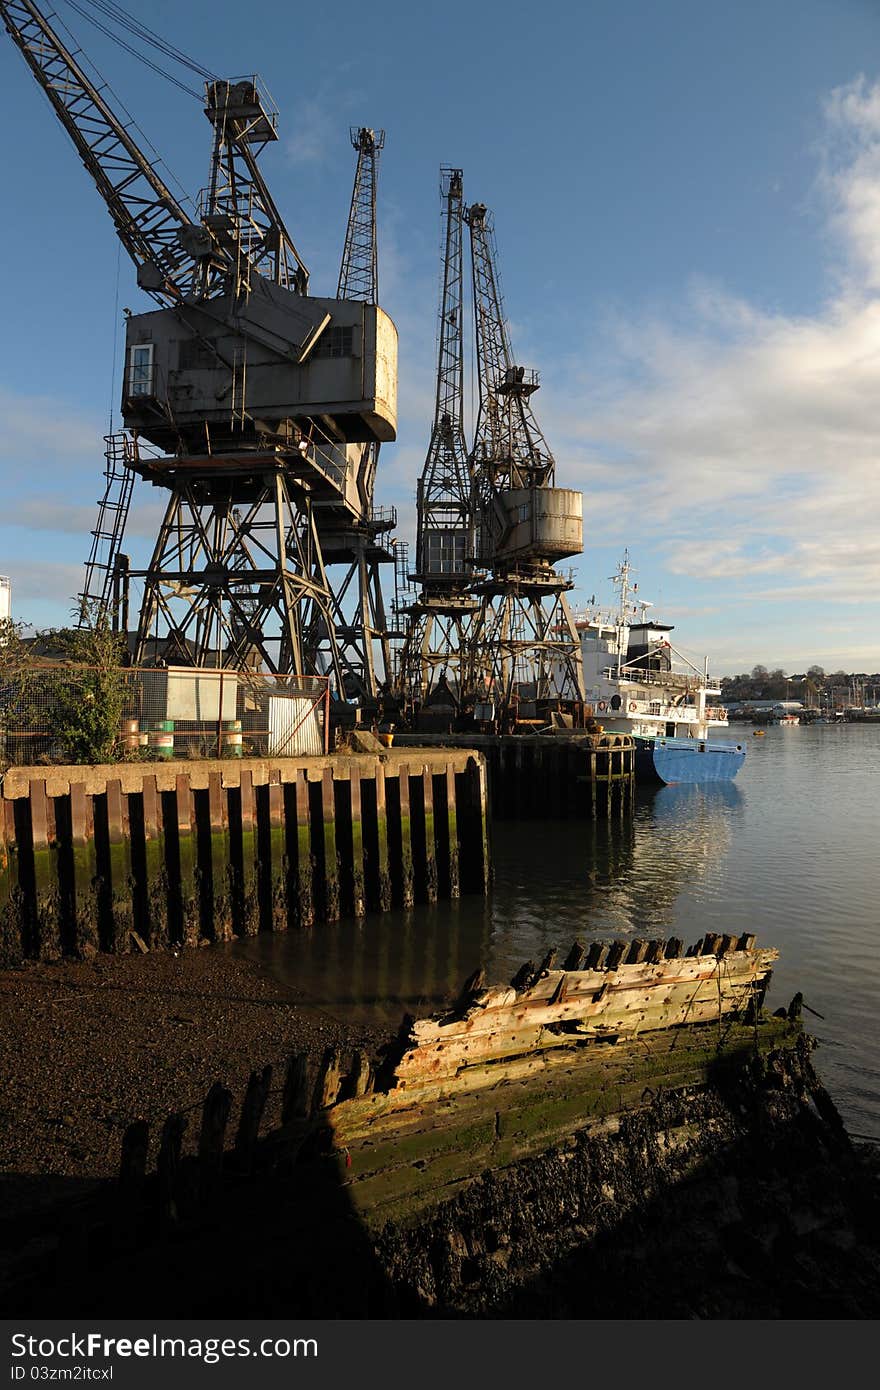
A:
[0,575,10,625]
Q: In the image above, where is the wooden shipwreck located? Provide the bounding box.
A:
[319,931,782,1227]
[14,931,866,1321]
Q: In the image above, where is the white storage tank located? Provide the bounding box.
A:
[496,487,583,563]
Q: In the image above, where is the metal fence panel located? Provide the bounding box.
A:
[0,664,328,765]
[267,694,324,757]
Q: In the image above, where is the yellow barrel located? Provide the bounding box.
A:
[121,718,140,751]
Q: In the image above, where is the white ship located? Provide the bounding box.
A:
[574,554,730,742]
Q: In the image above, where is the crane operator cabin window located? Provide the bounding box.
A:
[426,531,466,574]
[128,343,154,397]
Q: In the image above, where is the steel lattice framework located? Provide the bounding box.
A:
[135,460,341,682]
[0,0,195,302]
[337,127,384,304]
[200,79,309,298]
[398,168,480,705]
[464,200,585,711]
[309,126,397,703]
[466,201,557,564]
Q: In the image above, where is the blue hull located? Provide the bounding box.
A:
[635,736,746,785]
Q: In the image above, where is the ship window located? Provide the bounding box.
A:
[127,343,154,397]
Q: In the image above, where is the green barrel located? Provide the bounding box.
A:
[148,720,175,759]
[221,719,243,758]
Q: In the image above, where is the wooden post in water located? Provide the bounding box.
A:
[421,766,438,905]
[29,780,62,960]
[140,775,169,949]
[445,763,460,899]
[472,756,491,894]
[238,769,260,935]
[265,775,289,932]
[207,771,233,941]
[294,770,314,928]
[175,774,200,948]
[374,762,392,912]
[0,799,22,965]
[105,778,135,954]
[348,769,366,918]
[396,763,415,909]
[69,782,100,957]
[321,768,340,922]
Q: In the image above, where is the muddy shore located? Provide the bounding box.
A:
[0,947,384,1215]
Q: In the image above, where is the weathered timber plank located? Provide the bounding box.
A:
[396,985,762,1079]
[328,1016,796,1144]
[334,1036,777,1227]
[411,950,777,1033]
[408,951,777,1043]
[400,962,774,1067]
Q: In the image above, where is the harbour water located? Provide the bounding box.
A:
[233,723,880,1140]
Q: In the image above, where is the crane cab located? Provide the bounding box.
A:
[122,282,398,460]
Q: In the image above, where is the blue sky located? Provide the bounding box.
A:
[1,0,879,674]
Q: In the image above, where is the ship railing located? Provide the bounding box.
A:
[603,665,696,689]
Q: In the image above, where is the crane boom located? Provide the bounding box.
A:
[337,126,383,302]
[414,167,473,584]
[467,202,555,494]
[0,0,199,302]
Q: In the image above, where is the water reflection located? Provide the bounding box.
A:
[233,899,493,1029]
[232,781,745,1027]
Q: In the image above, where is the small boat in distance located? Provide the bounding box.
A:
[573,554,745,784]
[778,713,800,726]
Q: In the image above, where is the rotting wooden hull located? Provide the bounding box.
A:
[310,931,780,1227]
[325,1015,795,1229]
[392,936,775,1089]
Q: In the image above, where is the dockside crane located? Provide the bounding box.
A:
[397,168,481,712]
[304,127,397,704]
[464,200,585,719]
[1,0,398,683]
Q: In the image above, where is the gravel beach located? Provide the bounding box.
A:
[0,946,385,1214]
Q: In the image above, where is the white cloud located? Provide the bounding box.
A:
[0,388,99,462]
[542,76,880,663]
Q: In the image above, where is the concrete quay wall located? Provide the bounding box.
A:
[0,751,490,964]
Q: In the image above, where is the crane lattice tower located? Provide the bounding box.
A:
[305,127,397,704]
[398,168,481,709]
[465,200,585,717]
